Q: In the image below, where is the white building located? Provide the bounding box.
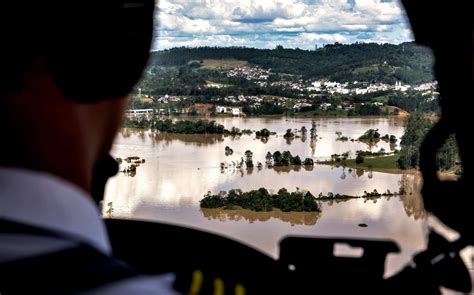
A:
[325,81,339,88]
[232,108,241,116]
[125,109,154,117]
[354,88,368,95]
[214,106,242,116]
[293,103,312,111]
[395,81,411,92]
[216,106,227,113]
[320,103,332,110]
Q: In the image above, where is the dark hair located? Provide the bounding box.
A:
[0,3,38,98]
[1,0,155,102]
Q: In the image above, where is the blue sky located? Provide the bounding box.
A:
[153,0,413,50]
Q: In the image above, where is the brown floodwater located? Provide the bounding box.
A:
[104,117,431,277]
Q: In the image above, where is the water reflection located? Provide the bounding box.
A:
[400,195,426,220]
[108,193,427,278]
[120,128,227,146]
[150,132,226,146]
[218,164,412,178]
[199,194,425,226]
[201,208,321,226]
[398,173,426,220]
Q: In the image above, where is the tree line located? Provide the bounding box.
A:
[397,113,459,171]
[123,118,226,134]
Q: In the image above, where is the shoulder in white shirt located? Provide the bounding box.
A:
[0,167,177,294]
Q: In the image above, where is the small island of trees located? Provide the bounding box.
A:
[255,128,276,138]
[358,128,381,142]
[200,188,321,212]
[357,129,398,145]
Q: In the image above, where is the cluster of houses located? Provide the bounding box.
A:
[222,65,438,98]
[226,66,270,81]
[307,80,438,95]
[134,93,185,104]
[126,97,392,117]
[271,81,303,89]
[156,94,183,104]
[215,106,242,116]
[191,104,242,116]
[132,65,439,116]
[319,102,355,111]
[209,95,263,104]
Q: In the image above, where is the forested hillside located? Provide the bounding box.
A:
[150,42,434,84]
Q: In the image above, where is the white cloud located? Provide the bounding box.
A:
[341,24,369,31]
[298,33,348,43]
[154,0,413,50]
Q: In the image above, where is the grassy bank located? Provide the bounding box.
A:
[318,154,402,172]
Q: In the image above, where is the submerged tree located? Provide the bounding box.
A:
[265,152,273,164]
[245,150,254,168]
[225,146,234,156]
[283,128,295,139]
[300,126,308,134]
[310,120,317,141]
[358,129,381,142]
[256,128,272,137]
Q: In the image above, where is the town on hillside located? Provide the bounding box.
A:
[127,44,439,117]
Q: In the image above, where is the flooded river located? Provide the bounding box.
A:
[104,116,429,277]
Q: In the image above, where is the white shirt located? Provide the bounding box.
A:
[0,167,177,294]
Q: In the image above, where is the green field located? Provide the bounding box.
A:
[190,59,248,70]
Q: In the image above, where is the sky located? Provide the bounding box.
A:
[153,0,414,50]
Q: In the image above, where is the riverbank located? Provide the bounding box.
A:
[287,106,408,118]
[129,112,409,120]
[318,154,462,177]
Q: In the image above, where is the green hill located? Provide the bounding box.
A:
[150,42,434,85]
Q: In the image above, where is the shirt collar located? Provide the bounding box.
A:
[0,167,111,255]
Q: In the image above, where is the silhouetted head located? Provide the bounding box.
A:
[0,0,155,193]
